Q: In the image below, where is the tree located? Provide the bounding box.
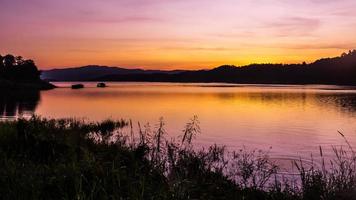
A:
[15,56,24,65]
[21,59,40,80]
[3,54,15,67]
[0,54,3,68]
[350,50,356,56]
[0,54,41,81]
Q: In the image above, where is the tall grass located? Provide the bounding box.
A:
[0,116,355,199]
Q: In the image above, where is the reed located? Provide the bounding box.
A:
[0,116,355,199]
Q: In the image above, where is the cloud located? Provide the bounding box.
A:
[244,41,356,50]
[282,43,356,50]
[209,31,257,38]
[262,17,321,37]
[67,49,108,53]
[91,16,163,24]
[330,9,356,17]
[160,46,240,51]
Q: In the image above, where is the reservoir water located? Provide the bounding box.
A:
[2,82,356,167]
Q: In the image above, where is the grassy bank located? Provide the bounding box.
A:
[0,116,355,200]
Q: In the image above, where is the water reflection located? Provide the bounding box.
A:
[0,90,40,119]
[316,93,356,113]
[2,83,356,161]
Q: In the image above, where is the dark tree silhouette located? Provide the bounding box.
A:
[0,55,3,68]
[0,54,41,81]
[3,54,15,67]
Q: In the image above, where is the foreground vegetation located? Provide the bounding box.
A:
[0,116,355,199]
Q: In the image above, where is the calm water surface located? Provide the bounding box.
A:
[2,82,356,166]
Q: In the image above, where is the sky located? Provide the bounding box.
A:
[1,0,356,70]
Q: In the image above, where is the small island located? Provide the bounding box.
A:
[71,84,84,89]
[97,82,107,88]
[0,54,55,90]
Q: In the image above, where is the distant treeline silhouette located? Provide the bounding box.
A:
[0,54,41,81]
[94,50,356,85]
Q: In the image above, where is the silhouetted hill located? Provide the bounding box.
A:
[43,50,356,85]
[41,65,186,81]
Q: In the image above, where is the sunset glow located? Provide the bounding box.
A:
[1,0,356,69]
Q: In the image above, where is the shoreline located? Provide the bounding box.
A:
[48,80,356,87]
[0,79,56,90]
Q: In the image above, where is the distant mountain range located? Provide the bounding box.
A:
[42,50,356,85]
[41,65,186,81]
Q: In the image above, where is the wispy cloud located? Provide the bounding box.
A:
[160,46,240,52]
[92,16,163,24]
[330,9,356,17]
[262,17,321,37]
[282,43,356,50]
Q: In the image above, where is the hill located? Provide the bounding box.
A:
[41,65,186,81]
[94,50,356,85]
[42,50,356,85]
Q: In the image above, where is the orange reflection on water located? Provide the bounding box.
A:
[34,83,356,161]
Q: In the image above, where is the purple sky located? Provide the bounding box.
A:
[1,0,356,69]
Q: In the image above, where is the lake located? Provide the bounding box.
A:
[1,82,356,167]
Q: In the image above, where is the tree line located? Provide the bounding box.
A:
[95,50,356,85]
[0,54,40,81]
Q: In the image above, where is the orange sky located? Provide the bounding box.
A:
[1,0,356,70]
